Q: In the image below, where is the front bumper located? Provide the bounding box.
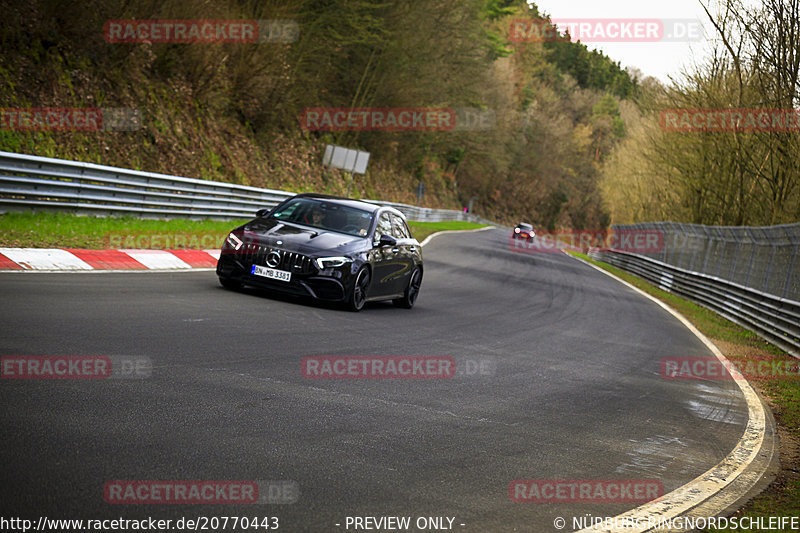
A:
[217,255,347,301]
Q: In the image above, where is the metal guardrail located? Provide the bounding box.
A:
[363,199,489,224]
[0,151,476,223]
[0,151,293,218]
[589,248,800,359]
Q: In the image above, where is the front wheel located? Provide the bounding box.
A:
[393,267,422,309]
[346,267,371,312]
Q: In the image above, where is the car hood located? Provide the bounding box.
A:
[237,217,368,255]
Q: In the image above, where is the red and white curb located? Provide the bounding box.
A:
[0,248,220,271]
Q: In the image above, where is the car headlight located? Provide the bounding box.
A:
[314,256,353,269]
[514,228,520,233]
[223,232,243,251]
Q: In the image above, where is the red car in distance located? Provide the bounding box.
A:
[512,222,535,240]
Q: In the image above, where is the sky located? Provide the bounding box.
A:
[527,0,722,83]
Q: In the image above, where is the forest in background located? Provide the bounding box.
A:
[1,0,797,227]
[601,0,800,226]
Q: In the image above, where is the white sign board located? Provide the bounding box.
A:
[323,145,370,174]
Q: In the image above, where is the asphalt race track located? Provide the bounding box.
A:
[0,228,751,532]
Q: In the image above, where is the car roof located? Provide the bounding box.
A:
[293,193,407,219]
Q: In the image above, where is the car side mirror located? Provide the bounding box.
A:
[377,234,397,247]
[256,208,272,218]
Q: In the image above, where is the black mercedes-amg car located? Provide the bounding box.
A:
[216,193,423,311]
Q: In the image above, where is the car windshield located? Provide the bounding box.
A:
[269,198,374,237]
[518,224,532,230]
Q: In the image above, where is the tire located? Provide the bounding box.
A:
[219,277,243,290]
[393,267,422,309]
[346,266,370,312]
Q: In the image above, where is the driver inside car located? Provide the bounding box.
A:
[306,206,327,227]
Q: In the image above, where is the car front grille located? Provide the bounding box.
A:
[239,243,316,275]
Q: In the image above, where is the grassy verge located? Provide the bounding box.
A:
[569,252,800,530]
[0,212,238,249]
[0,212,490,249]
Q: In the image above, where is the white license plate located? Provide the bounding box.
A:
[251,264,292,282]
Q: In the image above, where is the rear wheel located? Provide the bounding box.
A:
[347,267,370,312]
[393,267,422,309]
[219,277,243,290]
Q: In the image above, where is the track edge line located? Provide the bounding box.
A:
[568,253,778,533]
